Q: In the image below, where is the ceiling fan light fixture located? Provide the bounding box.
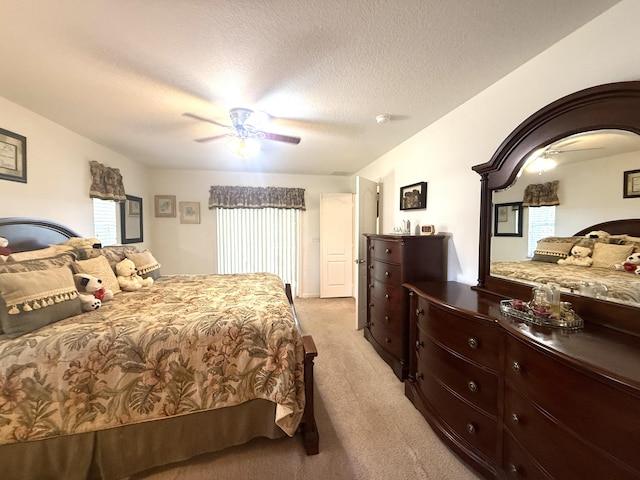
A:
[376,114,391,125]
[527,156,557,174]
[227,136,261,158]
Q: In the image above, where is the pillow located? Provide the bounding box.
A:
[591,243,634,269]
[0,266,82,338]
[7,245,72,262]
[126,250,162,280]
[0,251,77,274]
[76,245,140,273]
[72,255,122,294]
[531,240,575,263]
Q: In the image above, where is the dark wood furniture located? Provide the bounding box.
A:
[405,281,640,480]
[363,233,446,380]
[401,82,640,480]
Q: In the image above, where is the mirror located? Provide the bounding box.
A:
[473,81,640,330]
[120,195,143,244]
[493,202,522,237]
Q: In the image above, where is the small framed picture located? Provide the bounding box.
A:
[0,127,27,183]
[497,205,508,222]
[127,198,140,216]
[154,195,176,217]
[400,181,427,210]
[623,169,640,198]
[179,201,200,224]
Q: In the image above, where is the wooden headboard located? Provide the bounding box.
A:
[0,217,82,253]
[574,219,640,237]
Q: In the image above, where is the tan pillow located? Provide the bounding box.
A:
[591,243,634,269]
[126,250,162,280]
[73,255,121,294]
[0,266,82,338]
[0,251,77,274]
[7,245,71,262]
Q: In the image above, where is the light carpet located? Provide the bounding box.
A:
[132,297,482,480]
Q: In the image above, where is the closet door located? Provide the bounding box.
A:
[320,193,353,298]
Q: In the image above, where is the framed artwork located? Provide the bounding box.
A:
[400,182,427,210]
[154,195,176,217]
[127,197,140,216]
[0,127,27,183]
[497,205,508,222]
[179,201,200,224]
[493,202,523,237]
[623,169,640,198]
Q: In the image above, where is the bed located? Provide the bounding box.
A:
[490,219,640,306]
[0,217,319,480]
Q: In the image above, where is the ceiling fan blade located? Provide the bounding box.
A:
[193,134,230,143]
[182,112,231,128]
[546,147,604,155]
[259,131,301,144]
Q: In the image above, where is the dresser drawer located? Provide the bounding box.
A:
[416,298,500,370]
[416,369,498,461]
[503,385,638,480]
[369,238,402,264]
[368,318,402,359]
[415,332,498,416]
[370,260,401,284]
[505,335,640,472]
[369,281,402,314]
[502,433,552,480]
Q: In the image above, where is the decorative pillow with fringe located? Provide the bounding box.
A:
[126,250,162,280]
[73,255,122,294]
[0,265,81,338]
[0,251,77,274]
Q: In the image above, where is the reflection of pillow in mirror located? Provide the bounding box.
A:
[591,243,634,269]
[7,245,71,262]
[531,241,575,263]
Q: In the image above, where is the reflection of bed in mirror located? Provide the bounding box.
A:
[491,218,640,306]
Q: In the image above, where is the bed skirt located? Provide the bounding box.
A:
[1,399,285,480]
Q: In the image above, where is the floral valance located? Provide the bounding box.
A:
[208,186,306,210]
[89,161,126,202]
[522,180,560,207]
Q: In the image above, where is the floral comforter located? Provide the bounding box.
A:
[491,261,640,305]
[0,273,305,446]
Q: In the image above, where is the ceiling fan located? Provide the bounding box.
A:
[539,139,603,158]
[183,108,301,146]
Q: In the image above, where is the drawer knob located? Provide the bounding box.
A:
[385,248,391,254]
[509,464,519,475]
[384,315,390,322]
[467,381,478,393]
[415,340,424,351]
[416,372,424,380]
[511,413,520,424]
[466,423,476,435]
[385,338,391,343]
[369,303,374,308]
[416,308,424,316]
[384,271,390,277]
[369,284,374,289]
[369,264,373,269]
[468,337,478,349]
[512,361,521,373]
[385,293,390,300]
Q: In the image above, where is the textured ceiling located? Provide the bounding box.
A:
[0,1,621,176]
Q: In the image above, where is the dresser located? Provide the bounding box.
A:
[363,234,446,380]
[404,281,640,480]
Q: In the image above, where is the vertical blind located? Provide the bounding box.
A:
[216,207,300,296]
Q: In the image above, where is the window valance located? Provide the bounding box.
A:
[89,161,126,202]
[522,180,560,207]
[208,186,306,210]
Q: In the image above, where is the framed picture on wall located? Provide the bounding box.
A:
[179,201,200,224]
[623,169,640,198]
[399,182,427,210]
[0,127,27,183]
[154,195,176,217]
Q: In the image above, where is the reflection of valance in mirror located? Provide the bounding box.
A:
[522,180,559,207]
[208,186,306,210]
[89,161,126,202]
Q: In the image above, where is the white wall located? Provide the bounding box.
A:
[355,0,640,287]
[147,169,351,297]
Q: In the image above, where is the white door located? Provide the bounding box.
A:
[320,193,353,298]
[354,176,378,329]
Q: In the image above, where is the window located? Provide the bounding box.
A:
[92,198,118,246]
[216,207,300,296]
[527,206,556,257]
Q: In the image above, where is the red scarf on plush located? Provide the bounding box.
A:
[93,287,107,301]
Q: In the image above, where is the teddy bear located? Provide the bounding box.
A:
[614,252,640,274]
[557,245,593,267]
[73,273,114,311]
[115,258,153,291]
[584,230,610,239]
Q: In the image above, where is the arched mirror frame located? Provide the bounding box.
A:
[472,80,640,334]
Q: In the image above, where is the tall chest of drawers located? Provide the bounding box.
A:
[363,234,446,380]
